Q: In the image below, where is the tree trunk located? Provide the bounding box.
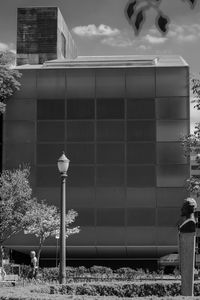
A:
[0,244,4,268]
[37,240,43,267]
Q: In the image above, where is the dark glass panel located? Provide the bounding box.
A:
[4,121,35,143]
[97,121,124,141]
[96,69,125,98]
[127,188,156,207]
[127,143,155,164]
[67,99,94,119]
[37,121,64,142]
[66,69,95,99]
[14,70,37,99]
[127,166,156,187]
[5,99,36,121]
[157,165,189,187]
[127,121,156,141]
[96,143,124,164]
[156,187,188,207]
[127,208,156,226]
[126,68,155,98]
[126,227,156,246]
[127,99,155,119]
[37,69,65,99]
[37,144,64,164]
[96,187,125,207]
[156,67,189,97]
[67,227,96,246]
[157,208,180,226]
[96,166,124,186]
[97,98,124,119]
[37,99,65,120]
[96,208,125,226]
[96,228,125,245]
[157,120,188,141]
[66,121,94,142]
[67,187,95,207]
[66,143,95,164]
[73,208,95,226]
[157,142,187,164]
[4,143,35,168]
[37,166,59,187]
[68,166,94,186]
[156,97,188,119]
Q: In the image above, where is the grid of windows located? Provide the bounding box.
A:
[33,69,189,230]
[3,66,190,255]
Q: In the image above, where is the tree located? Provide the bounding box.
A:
[125,0,197,36]
[182,76,200,197]
[0,167,33,267]
[0,50,21,114]
[23,199,80,266]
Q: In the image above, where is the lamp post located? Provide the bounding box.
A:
[57,152,70,284]
[55,231,59,268]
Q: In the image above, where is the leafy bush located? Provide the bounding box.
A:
[49,281,183,297]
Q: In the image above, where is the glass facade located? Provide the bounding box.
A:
[3,64,190,260]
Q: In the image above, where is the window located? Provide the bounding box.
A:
[157,165,189,187]
[157,143,187,164]
[126,68,155,98]
[37,122,64,142]
[127,208,155,226]
[68,166,95,186]
[157,120,188,141]
[66,143,95,164]
[61,32,66,58]
[156,67,189,97]
[97,98,124,119]
[96,143,124,164]
[127,99,155,119]
[4,121,35,143]
[127,121,156,141]
[127,143,155,164]
[157,208,180,226]
[96,208,125,226]
[97,121,124,141]
[66,69,95,98]
[66,121,94,141]
[37,99,65,120]
[96,69,125,98]
[96,166,124,186]
[156,97,188,119]
[37,144,64,164]
[67,99,94,119]
[127,166,155,187]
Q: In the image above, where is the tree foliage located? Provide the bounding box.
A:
[125,0,197,35]
[0,51,21,114]
[23,199,80,265]
[0,167,32,265]
[182,77,200,197]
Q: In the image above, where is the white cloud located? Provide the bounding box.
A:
[144,34,168,44]
[72,24,120,38]
[0,42,16,53]
[102,35,134,48]
[168,23,200,43]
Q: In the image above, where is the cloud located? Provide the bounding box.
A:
[144,34,168,44]
[168,23,200,43]
[0,42,16,53]
[102,33,134,48]
[72,24,120,38]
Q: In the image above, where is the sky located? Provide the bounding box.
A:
[0,0,200,130]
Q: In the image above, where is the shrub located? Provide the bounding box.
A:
[49,282,183,297]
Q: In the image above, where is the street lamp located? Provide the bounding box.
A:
[55,231,59,268]
[57,152,70,284]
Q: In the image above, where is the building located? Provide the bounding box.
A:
[3,7,190,266]
[17,7,77,65]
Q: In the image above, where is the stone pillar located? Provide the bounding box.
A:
[179,232,196,296]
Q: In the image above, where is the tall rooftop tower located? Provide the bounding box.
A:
[16,7,77,65]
